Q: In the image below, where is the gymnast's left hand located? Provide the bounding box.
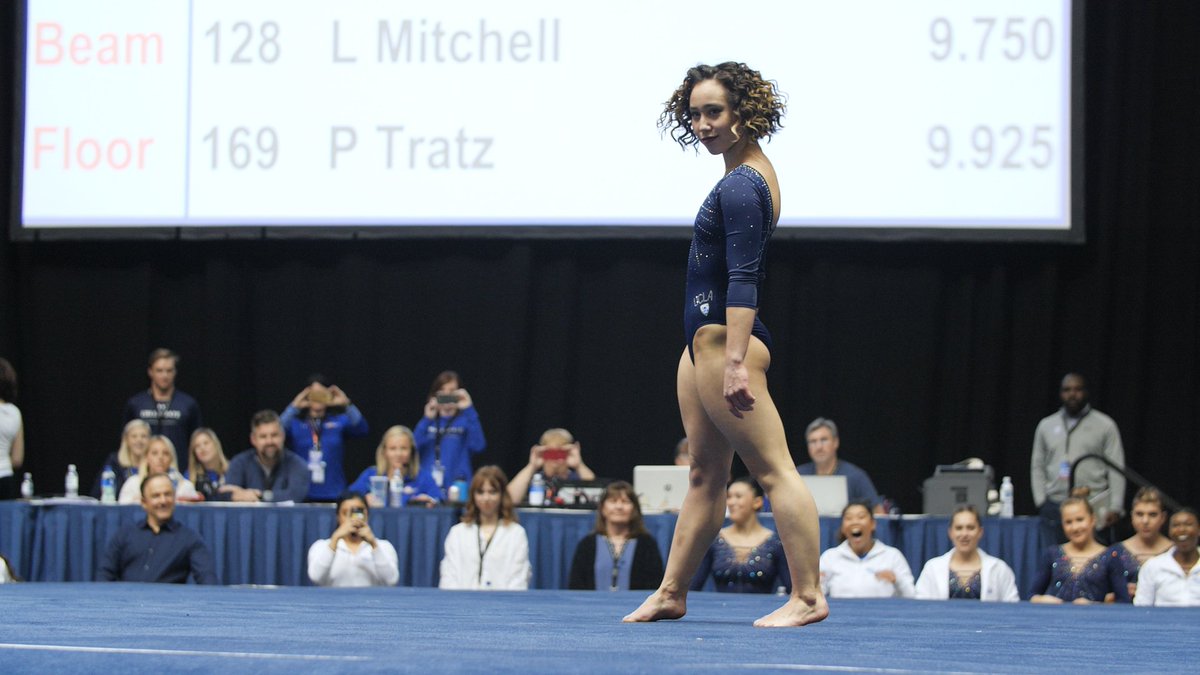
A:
[724,361,755,418]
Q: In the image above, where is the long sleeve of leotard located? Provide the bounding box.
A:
[717,173,770,310]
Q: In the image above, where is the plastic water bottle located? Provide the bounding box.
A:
[20,472,34,499]
[100,466,117,503]
[999,476,1014,519]
[529,473,546,506]
[65,464,79,498]
[389,469,403,508]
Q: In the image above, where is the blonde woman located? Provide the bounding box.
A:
[118,435,197,504]
[506,427,596,505]
[186,428,230,499]
[91,419,151,498]
[348,425,440,507]
[1107,487,1173,600]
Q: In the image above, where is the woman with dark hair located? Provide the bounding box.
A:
[625,62,826,628]
[915,505,1019,602]
[569,481,664,591]
[439,465,529,590]
[690,477,789,594]
[1107,486,1172,599]
[819,501,915,598]
[1030,496,1130,603]
[0,358,24,500]
[414,370,486,497]
[307,491,399,587]
[1134,508,1200,607]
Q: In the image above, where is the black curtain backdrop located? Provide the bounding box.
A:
[1,3,1197,514]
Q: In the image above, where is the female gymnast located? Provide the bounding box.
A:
[624,62,828,627]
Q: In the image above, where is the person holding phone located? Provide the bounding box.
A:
[307,491,399,587]
[506,428,596,505]
[414,370,486,497]
[281,376,370,502]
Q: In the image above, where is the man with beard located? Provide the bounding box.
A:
[1030,373,1126,544]
[98,473,218,584]
[220,410,310,503]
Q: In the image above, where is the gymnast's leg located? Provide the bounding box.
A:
[691,326,828,627]
[623,347,733,622]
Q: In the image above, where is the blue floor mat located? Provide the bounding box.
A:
[1,584,1196,673]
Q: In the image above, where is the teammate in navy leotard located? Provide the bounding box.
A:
[626,62,828,628]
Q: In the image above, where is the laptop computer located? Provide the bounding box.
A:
[549,480,607,509]
[799,475,849,516]
[633,465,690,513]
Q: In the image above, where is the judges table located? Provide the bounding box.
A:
[0,501,1048,595]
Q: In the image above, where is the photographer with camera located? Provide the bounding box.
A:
[507,428,596,505]
[307,491,399,587]
[414,370,486,498]
[281,376,370,502]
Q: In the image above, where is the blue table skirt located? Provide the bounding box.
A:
[0,501,1047,594]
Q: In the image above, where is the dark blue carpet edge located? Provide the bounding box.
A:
[0,584,1196,673]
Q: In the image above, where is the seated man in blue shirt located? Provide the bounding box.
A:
[798,417,886,515]
[220,409,311,503]
[98,472,218,584]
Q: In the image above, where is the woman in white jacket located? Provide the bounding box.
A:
[915,505,1019,602]
[819,501,916,598]
[307,491,400,587]
[439,465,531,590]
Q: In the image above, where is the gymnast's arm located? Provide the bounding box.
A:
[718,177,767,417]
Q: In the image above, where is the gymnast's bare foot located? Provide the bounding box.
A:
[623,588,687,622]
[753,592,829,628]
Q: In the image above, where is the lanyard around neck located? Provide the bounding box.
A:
[309,418,323,450]
[477,524,498,584]
[605,536,627,590]
[434,413,459,463]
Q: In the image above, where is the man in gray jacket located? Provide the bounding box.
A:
[1030,373,1125,544]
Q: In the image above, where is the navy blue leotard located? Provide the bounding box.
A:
[684,164,775,360]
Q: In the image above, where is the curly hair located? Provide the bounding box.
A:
[659,62,785,150]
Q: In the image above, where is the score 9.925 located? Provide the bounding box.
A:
[927,125,1054,170]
